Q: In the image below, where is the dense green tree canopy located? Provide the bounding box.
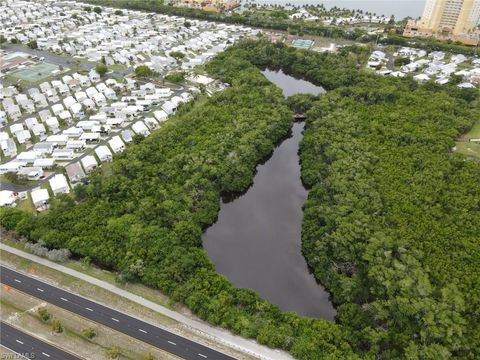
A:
[95,63,108,77]
[1,40,479,359]
[134,65,158,78]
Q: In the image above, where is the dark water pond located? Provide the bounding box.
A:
[202,69,335,319]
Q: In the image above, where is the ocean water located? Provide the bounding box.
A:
[248,0,426,19]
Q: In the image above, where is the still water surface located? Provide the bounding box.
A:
[202,69,336,319]
[250,0,425,19]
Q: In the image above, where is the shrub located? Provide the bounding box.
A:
[165,71,184,83]
[51,319,63,333]
[38,308,50,322]
[107,346,120,359]
[81,327,97,339]
[134,65,158,78]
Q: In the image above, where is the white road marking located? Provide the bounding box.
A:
[60,297,68,302]
[42,352,51,357]
[14,279,21,283]
[85,307,93,311]
[37,288,44,292]
[168,341,176,346]
[111,317,119,322]
[15,340,24,344]
[198,354,207,358]
[139,329,147,333]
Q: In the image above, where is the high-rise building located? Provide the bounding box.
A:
[419,0,480,35]
[403,0,480,44]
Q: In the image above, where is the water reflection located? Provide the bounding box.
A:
[202,70,335,319]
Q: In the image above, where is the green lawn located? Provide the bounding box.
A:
[455,119,480,159]
[109,64,127,70]
[17,196,36,213]
[467,120,480,138]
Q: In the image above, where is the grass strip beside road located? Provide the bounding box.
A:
[0,240,264,360]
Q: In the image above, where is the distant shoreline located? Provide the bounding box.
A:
[244,0,425,19]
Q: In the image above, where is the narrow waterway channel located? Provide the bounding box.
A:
[202,69,336,319]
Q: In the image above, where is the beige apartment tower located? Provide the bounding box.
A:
[420,0,480,35]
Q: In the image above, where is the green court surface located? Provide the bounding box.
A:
[10,63,60,82]
[292,39,314,49]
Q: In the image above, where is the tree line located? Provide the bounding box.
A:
[76,0,477,56]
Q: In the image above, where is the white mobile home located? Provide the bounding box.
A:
[5,104,21,120]
[108,136,125,153]
[80,132,101,143]
[95,145,112,162]
[121,129,134,143]
[51,103,65,115]
[1,138,17,157]
[17,151,43,164]
[32,124,47,139]
[93,92,107,106]
[16,130,32,145]
[89,69,100,83]
[161,101,176,115]
[81,155,98,173]
[49,174,70,195]
[31,188,50,210]
[0,190,16,207]
[63,96,77,109]
[66,140,86,152]
[154,110,168,122]
[74,91,88,103]
[86,86,99,99]
[59,110,73,124]
[46,117,60,133]
[52,149,75,160]
[132,121,150,137]
[63,127,84,138]
[70,103,84,118]
[144,117,159,130]
[33,158,56,169]
[76,121,100,131]
[39,109,52,122]
[46,135,69,146]
[0,161,26,175]
[10,123,25,136]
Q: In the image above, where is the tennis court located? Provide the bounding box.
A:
[10,62,60,82]
[292,39,314,49]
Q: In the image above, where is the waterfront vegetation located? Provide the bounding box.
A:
[0,46,357,358]
[301,84,480,359]
[1,40,479,359]
[221,41,479,358]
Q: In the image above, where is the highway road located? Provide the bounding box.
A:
[0,266,237,360]
[1,321,80,360]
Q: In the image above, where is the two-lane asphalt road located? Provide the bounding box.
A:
[1,321,80,360]
[0,266,237,360]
